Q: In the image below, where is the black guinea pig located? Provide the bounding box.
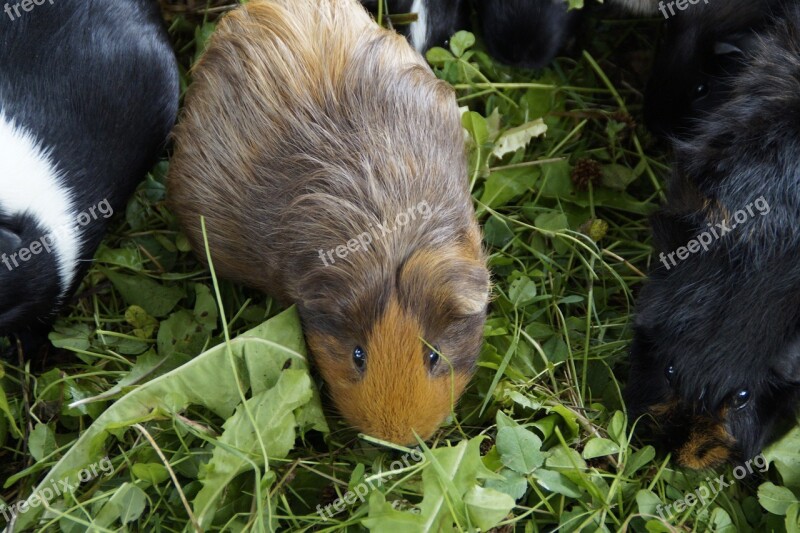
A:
[644,0,786,137]
[0,0,178,340]
[360,0,471,52]
[473,0,579,68]
[626,4,800,469]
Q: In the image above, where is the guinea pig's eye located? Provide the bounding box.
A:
[694,82,710,99]
[665,364,676,385]
[353,346,366,372]
[426,345,441,372]
[731,389,751,410]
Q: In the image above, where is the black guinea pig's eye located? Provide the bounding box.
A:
[731,389,751,410]
[694,82,710,99]
[426,345,441,371]
[665,364,676,385]
[353,346,366,372]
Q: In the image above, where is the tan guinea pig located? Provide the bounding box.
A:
[167,0,490,445]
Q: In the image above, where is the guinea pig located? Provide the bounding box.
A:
[167,0,490,445]
[626,4,800,469]
[0,0,178,339]
[360,0,471,52]
[643,0,785,137]
[473,0,579,69]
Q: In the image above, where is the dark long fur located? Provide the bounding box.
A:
[0,0,178,338]
[474,0,578,68]
[627,4,800,468]
[644,0,787,137]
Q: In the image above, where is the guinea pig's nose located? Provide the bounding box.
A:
[675,418,735,470]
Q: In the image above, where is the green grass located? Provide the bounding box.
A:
[1,2,799,531]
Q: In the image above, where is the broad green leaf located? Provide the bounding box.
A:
[364,491,426,532]
[624,446,656,476]
[509,276,538,307]
[765,426,800,489]
[28,423,56,462]
[635,489,662,517]
[709,507,734,531]
[417,437,500,531]
[426,46,454,66]
[449,31,475,57]
[607,411,626,444]
[582,437,620,460]
[785,503,800,533]
[758,482,798,516]
[534,212,569,233]
[462,111,489,147]
[132,463,169,485]
[93,482,148,526]
[479,168,538,209]
[485,468,528,500]
[125,306,158,339]
[193,369,313,527]
[496,426,545,474]
[533,468,582,498]
[546,446,586,471]
[601,164,638,191]
[48,323,93,352]
[103,269,185,317]
[539,160,573,198]
[464,485,515,530]
[13,307,320,530]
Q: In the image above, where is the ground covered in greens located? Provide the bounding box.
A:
[1,1,799,531]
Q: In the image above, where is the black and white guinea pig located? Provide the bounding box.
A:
[644,0,786,137]
[0,0,178,339]
[473,0,579,68]
[360,0,471,52]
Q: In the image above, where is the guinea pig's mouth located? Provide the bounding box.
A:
[641,400,737,470]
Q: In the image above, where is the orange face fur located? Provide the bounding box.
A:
[308,299,471,444]
[303,242,488,444]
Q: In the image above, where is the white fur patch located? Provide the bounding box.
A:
[0,112,79,298]
[408,0,428,52]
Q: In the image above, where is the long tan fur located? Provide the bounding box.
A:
[168,0,489,444]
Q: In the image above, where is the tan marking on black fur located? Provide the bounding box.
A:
[677,420,735,470]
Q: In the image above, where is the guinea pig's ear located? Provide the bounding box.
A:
[771,330,800,385]
[0,225,23,252]
[714,32,758,58]
[399,245,490,317]
[445,258,491,316]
